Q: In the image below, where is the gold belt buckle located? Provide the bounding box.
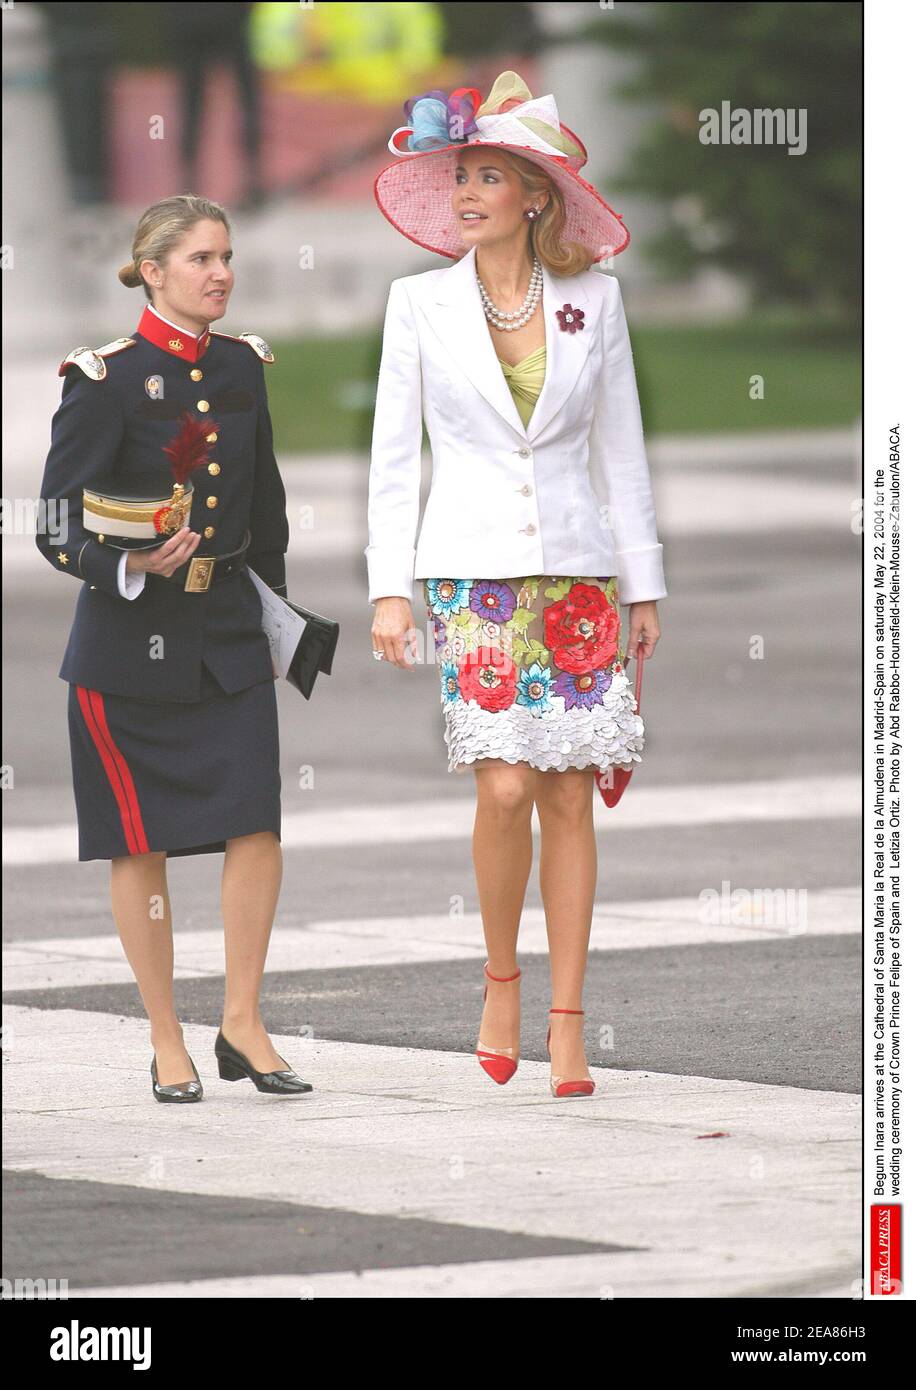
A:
[184,556,215,592]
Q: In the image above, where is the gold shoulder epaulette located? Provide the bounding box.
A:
[58,337,136,380]
[211,330,275,363]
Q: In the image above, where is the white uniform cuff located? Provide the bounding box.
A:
[117,549,146,599]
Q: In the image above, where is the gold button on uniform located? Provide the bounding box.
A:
[208,462,220,475]
[206,496,218,508]
[190,368,203,381]
[206,432,217,443]
[204,526,215,539]
[197,399,210,412]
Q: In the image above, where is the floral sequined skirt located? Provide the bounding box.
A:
[422,576,644,775]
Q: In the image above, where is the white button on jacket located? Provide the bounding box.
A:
[365,243,667,607]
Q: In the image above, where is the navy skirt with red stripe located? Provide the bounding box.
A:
[67,663,281,860]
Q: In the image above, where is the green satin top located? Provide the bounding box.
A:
[498,345,546,428]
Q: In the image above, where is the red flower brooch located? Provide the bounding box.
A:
[556,303,586,333]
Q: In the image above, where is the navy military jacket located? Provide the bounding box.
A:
[36,306,289,702]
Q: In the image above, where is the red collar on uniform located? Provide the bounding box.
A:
[135,305,212,363]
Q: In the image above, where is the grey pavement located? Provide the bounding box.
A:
[2,433,863,1298]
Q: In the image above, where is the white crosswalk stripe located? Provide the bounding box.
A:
[2,886,858,992]
[3,774,859,865]
[68,1253,860,1301]
[4,1004,859,1299]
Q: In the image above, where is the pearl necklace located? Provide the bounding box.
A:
[476,257,543,330]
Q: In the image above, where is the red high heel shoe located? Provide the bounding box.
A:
[546,1008,595,1097]
[475,962,522,1084]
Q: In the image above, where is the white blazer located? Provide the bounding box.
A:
[365,243,666,607]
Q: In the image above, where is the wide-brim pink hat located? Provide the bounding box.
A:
[374,70,630,263]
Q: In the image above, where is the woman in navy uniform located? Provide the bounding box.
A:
[37,195,311,1101]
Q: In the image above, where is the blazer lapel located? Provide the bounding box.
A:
[416,243,597,443]
[527,259,595,442]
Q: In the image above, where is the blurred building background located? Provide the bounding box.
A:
[2,0,863,593]
[4,2,860,352]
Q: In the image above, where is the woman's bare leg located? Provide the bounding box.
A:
[533,768,597,1081]
[219,830,287,1072]
[472,762,539,1053]
[110,851,194,1085]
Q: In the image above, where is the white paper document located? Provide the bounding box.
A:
[245,566,306,679]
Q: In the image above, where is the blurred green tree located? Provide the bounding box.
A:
[438,2,541,55]
[585,2,861,322]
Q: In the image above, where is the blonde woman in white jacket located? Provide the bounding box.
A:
[367,73,665,1098]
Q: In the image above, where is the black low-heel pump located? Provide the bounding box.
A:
[214,1029,313,1095]
[151,1054,203,1103]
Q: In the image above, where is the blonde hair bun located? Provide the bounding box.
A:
[117,195,230,299]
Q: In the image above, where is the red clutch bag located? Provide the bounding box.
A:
[593,644,645,808]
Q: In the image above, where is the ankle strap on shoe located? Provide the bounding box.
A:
[485,964,521,982]
[549,1007,584,1015]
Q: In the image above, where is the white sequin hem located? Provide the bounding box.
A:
[442,683,645,775]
